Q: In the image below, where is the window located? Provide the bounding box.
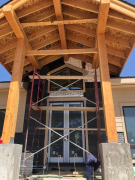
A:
[50,67,83,91]
[0,109,5,138]
[123,106,135,158]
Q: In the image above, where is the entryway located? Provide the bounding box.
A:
[48,102,85,163]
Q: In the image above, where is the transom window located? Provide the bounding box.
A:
[50,67,83,91]
[123,106,135,159]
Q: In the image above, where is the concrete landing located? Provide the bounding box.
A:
[99,143,134,180]
[0,143,22,180]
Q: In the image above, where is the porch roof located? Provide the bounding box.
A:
[0,0,134,76]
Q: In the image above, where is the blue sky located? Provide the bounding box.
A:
[0,0,135,81]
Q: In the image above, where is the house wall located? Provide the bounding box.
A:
[0,88,27,133]
[112,85,135,143]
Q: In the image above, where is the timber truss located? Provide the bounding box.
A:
[0,0,134,76]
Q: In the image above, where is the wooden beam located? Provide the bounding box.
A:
[66,32,94,48]
[97,0,110,34]
[62,0,99,14]
[32,106,103,112]
[65,24,130,48]
[40,55,62,67]
[16,0,53,19]
[97,33,118,142]
[0,0,54,30]
[53,0,68,62]
[21,19,98,27]
[67,40,122,68]
[1,39,25,143]
[26,48,98,56]
[110,0,135,19]
[62,0,135,23]
[32,33,60,50]
[29,75,96,80]
[106,46,126,59]
[93,0,110,69]
[28,26,57,42]
[63,6,98,19]
[107,18,135,35]
[21,8,55,23]
[3,5,40,69]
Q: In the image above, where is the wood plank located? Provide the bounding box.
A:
[62,0,99,14]
[53,0,68,62]
[0,39,16,54]
[106,45,126,59]
[21,19,98,27]
[65,24,96,38]
[109,9,135,23]
[29,75,96,80]
[107,18,135,35]
[0,24,12,38]
[26,48,98,56]
[65,24,130,48]
[1,39,25,143]
[3,5,40,69]
[109,64,120,75]
[97,33,118,142]
[21,8,55,23]
[108,56,122,67]
[37,44,61,60]
[63,6,98,19]
[0,0,53,28]
[66,32,94,48]
[32,106,101,112]
[62,0,135,22]
[28,26,57,41]
[16,0,53,19]
[32,33,60,50]
[40,55,62,67]
[67,40,122,67]
[110,0,135,19]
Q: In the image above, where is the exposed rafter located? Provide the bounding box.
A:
[3,5,40,69]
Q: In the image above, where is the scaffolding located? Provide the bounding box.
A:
[23,66,102,178]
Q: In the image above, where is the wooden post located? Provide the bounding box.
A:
[1,39,25,143]
[97,33,118,142]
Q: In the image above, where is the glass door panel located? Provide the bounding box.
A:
[69,103,85,162]
[49,103,64,162]
[48,102,85,163]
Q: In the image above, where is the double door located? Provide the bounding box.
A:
[48,102,85,163]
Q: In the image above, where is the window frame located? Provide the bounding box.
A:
[119,102,135,161]
[47,64,85,93]
[123,106,135,159]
